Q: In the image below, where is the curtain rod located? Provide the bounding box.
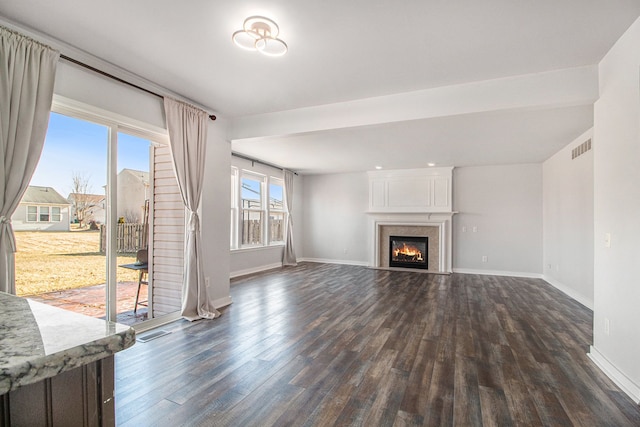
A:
[59,54,217,121]
[232,152,298,175]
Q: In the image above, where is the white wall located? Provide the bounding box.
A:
[55,61,165,129]
[542,128,594,309]
[453,165,543,276]
[302,172,369,264]
[201,120,231,305]
[589,16,640,402]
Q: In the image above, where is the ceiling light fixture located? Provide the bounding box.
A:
[232,16,288,57]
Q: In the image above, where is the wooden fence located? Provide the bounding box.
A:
[242,219,283,245]
[100,223,146,253]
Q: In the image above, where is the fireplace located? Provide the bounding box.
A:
[389,236,428,270]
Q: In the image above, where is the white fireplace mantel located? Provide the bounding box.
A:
[367,168,455,273]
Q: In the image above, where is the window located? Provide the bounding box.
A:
[39,206,50,222]
[269,180,284,242]
[27,206,37,222]
[230,168,287,249]
[27,205,62,222]
[241,174,263,246]
[51,207,61,222]
[230,167,238,247]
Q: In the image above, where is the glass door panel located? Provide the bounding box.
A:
[115,132,152,325]
[14,112,108,318]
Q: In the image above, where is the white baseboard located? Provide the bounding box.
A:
[212,295,233,309]
[134,296,233,333]
[230,262,283,279]
[133,311,182,333]
[542,275,593,310]
[299,257,369,267]
[588,346,640,404]
[452,268,543,279]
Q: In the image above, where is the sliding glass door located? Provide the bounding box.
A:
[14,102,181,326]
[15,112,109,318]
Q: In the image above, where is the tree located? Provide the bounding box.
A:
[123,209,140,223]
[69,172,96,228]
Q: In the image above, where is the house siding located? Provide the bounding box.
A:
[117,169,149,223]
[150,145,184,317]
[12,204,70,232]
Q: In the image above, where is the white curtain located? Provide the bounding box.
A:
[0,27,59,294]
[163,97,220,320]
[282,169,297,266]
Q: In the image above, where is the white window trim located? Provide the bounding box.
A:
[230,168,287,250]
[26,205,63,223]
[267,177,285,244]
[26,205,38,222]
[239,170,266,248]
[51,206,62,222]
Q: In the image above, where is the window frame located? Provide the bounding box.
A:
[26,205,38,222]
[49,95,171,325]
[51,206,62,222]
[39,206,50,222]
[239,171,266,247]
[230,168,287,250]
[268,177,285,244]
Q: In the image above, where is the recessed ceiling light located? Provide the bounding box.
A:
[375,166,383,170]
[427,163,436,167]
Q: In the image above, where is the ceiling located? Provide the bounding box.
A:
[1,1,639,174]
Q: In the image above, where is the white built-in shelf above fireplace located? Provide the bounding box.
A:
[366,167,455,273]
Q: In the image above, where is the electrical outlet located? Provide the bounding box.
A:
[205,277,210,288]
[343,248,348,254]
[482,255,488,263]
[472,226,478,233]
[547,263,552,269]
[462,226,467,232]
[604,233,611,248]
[604,318,610,335]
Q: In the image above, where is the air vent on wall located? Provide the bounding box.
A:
[571,138,592,160]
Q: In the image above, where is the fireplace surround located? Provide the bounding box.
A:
[368,213,453,273]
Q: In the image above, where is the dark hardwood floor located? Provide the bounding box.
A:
[115,263,640,426]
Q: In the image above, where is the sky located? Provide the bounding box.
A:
[241,176,283,205]
[29,112,151,197]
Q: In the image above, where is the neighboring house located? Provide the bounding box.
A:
[12,186,70,231]
[67,193,106,225]
[66,169,149,226]
[117,168,149,223]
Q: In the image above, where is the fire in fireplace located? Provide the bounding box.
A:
[389,236,428,270]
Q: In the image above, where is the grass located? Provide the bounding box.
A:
[14,230,137,296]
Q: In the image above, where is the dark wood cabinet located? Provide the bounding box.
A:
[0,356,114,427]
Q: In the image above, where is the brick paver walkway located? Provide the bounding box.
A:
[26,281,148,326]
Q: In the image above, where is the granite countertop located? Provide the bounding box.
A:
[0,292,135,394]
